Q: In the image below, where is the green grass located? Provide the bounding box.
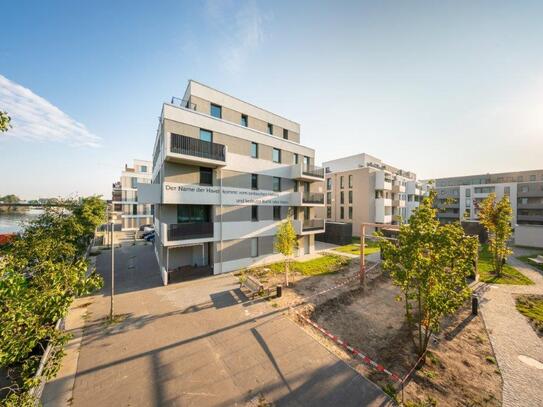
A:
[516,253,543,272]
[478,245,534,285]
[515,295,543,335]
[334,239,380,256]
[265,254,351,276]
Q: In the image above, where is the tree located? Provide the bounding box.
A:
[477,193,513,276]
[379,191,478,360]
[274,209,298,286]
[0,111,11,132]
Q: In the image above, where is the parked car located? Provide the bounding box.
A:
[137,225,155,238]
[139,224,153,231]
[144,232,155,242]
[142,229,155,239]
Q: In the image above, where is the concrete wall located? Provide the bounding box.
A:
[514,225,543,248]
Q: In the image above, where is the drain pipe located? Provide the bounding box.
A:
[219,168,223,274]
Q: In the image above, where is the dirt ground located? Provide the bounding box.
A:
[262,258,502,406]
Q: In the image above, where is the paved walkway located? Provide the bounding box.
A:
[477,249,543,407]
[44,244,391,407]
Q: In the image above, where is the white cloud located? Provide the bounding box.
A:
[205,0,265,74]
[0,74,101,147]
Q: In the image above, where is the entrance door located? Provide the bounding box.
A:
[304,236,310,255]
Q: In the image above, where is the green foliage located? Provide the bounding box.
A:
[274,209,298,286]
[477,193,513,276]
[378,191,478,358]
[515,295,543,334]
[335,240,381,256]
[0,197,105,403]
[478,245,533,285]
[0,110,11,133]
[0,194,20,203]
[517,253,543,271]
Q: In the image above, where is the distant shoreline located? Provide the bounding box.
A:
[0,206,29,213]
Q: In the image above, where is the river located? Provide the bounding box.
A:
[0,209,44,234]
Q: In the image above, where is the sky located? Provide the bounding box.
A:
[1,0,543,200]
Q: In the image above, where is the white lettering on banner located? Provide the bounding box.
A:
[163,183,293,206]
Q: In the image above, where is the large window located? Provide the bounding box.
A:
[340,176,344,189]
[251,237,258,257]
[348,207,353,220]
[267,123,273,135]
[241,114,248,127]
[200,167,212,185]
[283,129,288,139]
[251,206,258,221]
[273,177,281,192]
[177,205,210,223]
[131,177,137,188]
[326,206,332,218]
[210,103,222,119]
[326,192,332,203]
[293,153,298,164]
[200,129,212,142]
[251,142,258,158]
[327,178,332,190]
[251,174,258,190]
[349,190,353,204]
[349,175,353,188]
[340,191,344,204]
[273,148,281,163]
[340,207,344,219]
[273,206,281,220]
[140,165,148,173]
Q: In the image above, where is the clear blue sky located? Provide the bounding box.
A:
[2,0,543,199]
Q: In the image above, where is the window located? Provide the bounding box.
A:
[504,186,510,196]
[273,206,281,220]
[340,207,345,219]
[326,192,332,203]
[293,153,298,164]
[140,165,148,173]
[294,182,298,192]
[340,176,344,189]
[348,207,353,220]
[530,175,536,181]
[267,123,273,135]
[349,175,353,188]
[200,167,212,185]
[326,178,332,190]
[132,204,137,215]
[273,148,281,163]
[200,129,212,142]
[251,174,258,190]
[251,237,258,257]
[273,177,281,192]
[465,189,471,197]
[517,175,523,182]
[327,206,332,218]
[210,103,222,119]
[303,156,310,170]
[251,206,258,221]
[283,129,288,139]
[131,177,137,188]
[251,142,258,158]
[241,114,248,127]
[349,190,353,204]
[340,191,344,204]
[177,205,210,223]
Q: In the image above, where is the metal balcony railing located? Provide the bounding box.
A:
[170,96,197,110]
[302,218,325,231]
[167,222,213,241]
[170,133,226,162]
[302,164,325,179]
[302,192,324,204]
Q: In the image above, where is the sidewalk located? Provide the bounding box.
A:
[478,249,543,407]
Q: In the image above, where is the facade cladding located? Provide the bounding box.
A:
[430,169,543,226]
[318,153,429,236]
[141,80,325,284]
[111,159,153,230]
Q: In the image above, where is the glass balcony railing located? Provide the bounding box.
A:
[170,133,226,162]
[302,218,325,231]
[302,192,325,204]
[167,222,213,241]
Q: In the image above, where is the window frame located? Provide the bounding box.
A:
[241,114,248,127]
[283,128,288,139]
[210,103,222,119]
[251,206,258,222]
[273,206,281,221]
[272,177,281,192]
[199,128,213,143]
[250,237,258,257]
[251,142,259,158]
[199,167,213,186]
[272,148,281,163]
[267,123,273,135]
[251,174,258,190]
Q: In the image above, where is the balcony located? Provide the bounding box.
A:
[291,163,325,182]
[392,183,406,193]
[375,213,393,224]
[167,222,214,243]
[302,192,325,205]
[375,172,393,190]
[166,133,227,167]
[392,199,406,208]
[302,218,325,232]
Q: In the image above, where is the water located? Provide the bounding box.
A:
[0,209,44,234]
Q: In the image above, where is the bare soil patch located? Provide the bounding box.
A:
[264,258,502,406]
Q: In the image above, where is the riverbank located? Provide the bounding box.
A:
[0,209,44,233]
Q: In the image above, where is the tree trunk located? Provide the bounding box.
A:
[285,259,289,287]
[417,290,423,357]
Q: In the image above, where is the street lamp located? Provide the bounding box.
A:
[110,221,115,321]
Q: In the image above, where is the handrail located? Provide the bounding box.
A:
[302,218,325,230]
[170,96,197,110]
[302,164,325,178]
[302,192,324,204]
[170,133,226,162]
[167,222,213,241]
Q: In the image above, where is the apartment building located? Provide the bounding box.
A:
[431,169,543,226]
[319,153,427,236]
[139,80,325,283]
[111,159,153,230]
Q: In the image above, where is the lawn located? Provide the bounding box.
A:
[516,253,543,272]
[259,254,351,277]
[478,245,534,285]
[515,295,543,336]
[334,239,381,256]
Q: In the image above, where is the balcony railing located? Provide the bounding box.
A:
[170,133,226,162]
[302,164,325,179]
[302,192,324,204]
[302,218,325,231]
[167,222,213,242]
[170,96,197,110]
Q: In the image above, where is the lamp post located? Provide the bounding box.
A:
[110,221,115,321]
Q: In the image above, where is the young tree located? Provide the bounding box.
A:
[379,191,478,360]
[274,209,298,286]
[477,193,513,276]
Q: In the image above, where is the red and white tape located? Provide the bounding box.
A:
[295,310,401,382]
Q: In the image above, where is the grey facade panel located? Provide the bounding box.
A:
[259,235,275,256]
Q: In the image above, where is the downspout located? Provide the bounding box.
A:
[219,168,223,273]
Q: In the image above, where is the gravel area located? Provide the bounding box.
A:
[477,248,543,407]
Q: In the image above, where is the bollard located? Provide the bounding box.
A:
[276,285,283,298]
[472,295,478,316]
